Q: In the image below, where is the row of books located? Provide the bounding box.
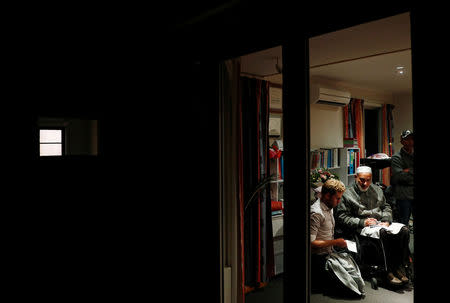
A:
[310,148,340,169]
[347,148,360,175]
[271,201,283,216]
[344,137,358,148]
[272,210,283,216]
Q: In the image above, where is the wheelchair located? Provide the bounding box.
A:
[354,234,388,290]
[334,184,414,291]
[334,227,388,290]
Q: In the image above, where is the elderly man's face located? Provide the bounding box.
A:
[356,172,372,191]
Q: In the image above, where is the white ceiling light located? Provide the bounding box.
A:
[396,66,405,75]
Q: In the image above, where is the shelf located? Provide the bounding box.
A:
[270,180,284,183]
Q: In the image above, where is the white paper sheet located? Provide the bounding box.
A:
[360,222,405,239]
[345,240,357,253]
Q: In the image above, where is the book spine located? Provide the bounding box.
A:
[278,157,282,180]
[328,149,331,168]
[349,150,354,174]
[272,210,283,216]
[334,148,338,168]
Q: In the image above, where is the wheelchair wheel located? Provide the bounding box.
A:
[370,277,378,290]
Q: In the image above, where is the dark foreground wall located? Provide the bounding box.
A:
[5,3,445,302]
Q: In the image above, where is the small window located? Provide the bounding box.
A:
[40,129,64,156]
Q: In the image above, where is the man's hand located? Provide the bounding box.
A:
[364,218,378,226]
[333,238,347,248]
[378,221,390,227]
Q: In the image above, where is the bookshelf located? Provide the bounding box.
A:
[344,147,360,186]
[310,148,341,170]
[269,139,283,275]
[310,147,360,187]
[269,140,284,206]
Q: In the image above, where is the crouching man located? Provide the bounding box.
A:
[311,178,365,297]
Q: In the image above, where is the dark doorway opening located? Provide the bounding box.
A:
[364,108,380,182]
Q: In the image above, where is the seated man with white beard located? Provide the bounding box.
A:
[335,166,411,287]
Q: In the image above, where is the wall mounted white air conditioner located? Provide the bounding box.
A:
[310,85,351,106]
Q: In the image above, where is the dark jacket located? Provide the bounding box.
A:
[335,183,392,236]
[390,148,414,200]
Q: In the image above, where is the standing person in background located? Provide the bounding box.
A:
[391,130,414,226]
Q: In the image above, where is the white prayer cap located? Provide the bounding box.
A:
[356,166,372,174]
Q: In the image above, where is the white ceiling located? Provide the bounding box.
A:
[240,12,412,95]
[240,46,283,78]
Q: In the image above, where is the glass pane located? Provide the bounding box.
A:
[40,144,62,156]
[40,129,62,143]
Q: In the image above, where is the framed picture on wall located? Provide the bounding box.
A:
[269,116,282,136]
[270,84,282,112]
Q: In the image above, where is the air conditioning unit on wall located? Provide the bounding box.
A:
[310,85,351,106]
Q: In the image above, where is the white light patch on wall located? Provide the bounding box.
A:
[40,129,62,156]
[40,144,62,156]
[40,129,61,143]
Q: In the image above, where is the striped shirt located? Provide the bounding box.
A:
[310,199,335,255]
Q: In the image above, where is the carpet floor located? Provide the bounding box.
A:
[245,276,413,303]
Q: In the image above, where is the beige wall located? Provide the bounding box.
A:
[392,93,413,153]
[310,104,344,149]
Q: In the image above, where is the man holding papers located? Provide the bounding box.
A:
[311,179,365,297]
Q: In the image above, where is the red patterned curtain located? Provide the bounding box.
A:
[238,77,274,295]
[343,98,365,158]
